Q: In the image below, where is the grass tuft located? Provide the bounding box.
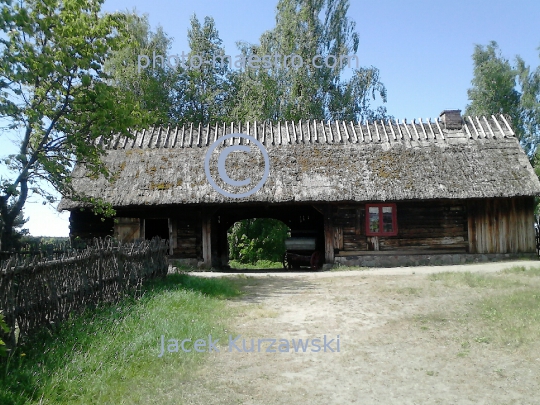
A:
[0,274,241,405]
[428,271,523,288]
[421,270,540,350]
[228,259,283,269]
[477,289,540,347]
[501,265,540,277]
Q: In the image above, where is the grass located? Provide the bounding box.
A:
[0,274,241,405]
[394,286,423,296]
[228,259,283,269]
[328,262,369,272]
[501,265,540,277]
[428,270,524,288]
[170,262,198,272]
[421,266,540,349]
[477,288,540,347]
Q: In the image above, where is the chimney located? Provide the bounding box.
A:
[439,110,462,130]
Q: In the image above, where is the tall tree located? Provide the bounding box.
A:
[465,41,540,214]
[229,0,390,122]
[0,206,28,251]
[171,15,233,124]
[0,0,147,249]
[516,52,540,155]
[105,11,175,125]
[465,41,523,139]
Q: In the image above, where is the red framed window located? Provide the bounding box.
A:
[366,203,398,236]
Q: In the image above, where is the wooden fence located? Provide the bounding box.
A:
[0,237,168,347]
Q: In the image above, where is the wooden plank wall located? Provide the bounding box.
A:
[174,214,202,258]
[332,207,368,251]
[332,200,468,253]
[323,206,335,263]
[114,218,140,242]
[468,197,535,253]
[382,201,468,251]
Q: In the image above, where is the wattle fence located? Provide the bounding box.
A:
[0,237,168,348]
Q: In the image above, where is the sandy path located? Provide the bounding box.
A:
[175,260,540,404]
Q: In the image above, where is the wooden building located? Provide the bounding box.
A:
[59,111,540,268]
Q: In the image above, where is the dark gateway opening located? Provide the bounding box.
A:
[144,218,169,241]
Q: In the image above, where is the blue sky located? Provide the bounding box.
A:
[3,0,540,236]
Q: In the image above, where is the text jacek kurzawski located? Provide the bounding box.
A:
[158,334,340,356]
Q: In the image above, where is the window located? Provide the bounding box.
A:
[366,204,398,236]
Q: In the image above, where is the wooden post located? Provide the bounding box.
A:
[467,201,476,254]
[139,218,145,240]
[324,206,335,264]
[201,214,212,269]
[168,218,177,255]
[210,215,221,268]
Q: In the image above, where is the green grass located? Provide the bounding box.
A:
[170,262,197,272]
[228,259,283,269]
[428,271,524,288]
[422,267,540,349]
[329,263,369,271]
[0,274,241,405]
[394,287,423,296]
[477,288,540,347]
[501,265,540,277]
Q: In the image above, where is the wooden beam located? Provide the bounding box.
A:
[139,218,145,240]
[201,214,212,269]
[324,206,335,264]
[467,201,476,253]
[168,218,177,255]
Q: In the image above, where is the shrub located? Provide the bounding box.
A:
[0,311,9,357]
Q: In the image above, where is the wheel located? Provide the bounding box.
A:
[310,251,322,270]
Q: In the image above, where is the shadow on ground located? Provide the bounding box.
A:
[218,273,319,305]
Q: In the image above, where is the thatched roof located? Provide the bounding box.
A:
[58,114,540,210]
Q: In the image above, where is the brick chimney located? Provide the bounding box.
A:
[439,110,462,130]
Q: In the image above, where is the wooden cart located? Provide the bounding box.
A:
[282,237,323,270]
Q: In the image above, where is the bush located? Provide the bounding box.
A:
[227,218,289,264]
[0,311,9,357]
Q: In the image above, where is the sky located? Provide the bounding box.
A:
[2,0,540,237]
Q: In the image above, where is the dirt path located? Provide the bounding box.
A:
[176,261,540,404]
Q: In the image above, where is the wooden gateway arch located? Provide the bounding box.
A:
[59,111,540,269]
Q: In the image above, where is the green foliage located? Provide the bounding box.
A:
[465,41,540,213]
[101,2,391,125]
[0,0,149,249]
[465,42,522,137]
[228,0,391,122]
[171,15,235,125]
[0,207,29,251]
[465,41,540,155]
[228,218,289,264]
[104,11,175,125]
[0,311,9,358]
[16,235,73,255]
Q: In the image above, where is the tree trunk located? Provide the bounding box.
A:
[1,215,15,252]
[0,177,29,252]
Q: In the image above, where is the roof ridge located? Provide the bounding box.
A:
[104,114,515,150]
